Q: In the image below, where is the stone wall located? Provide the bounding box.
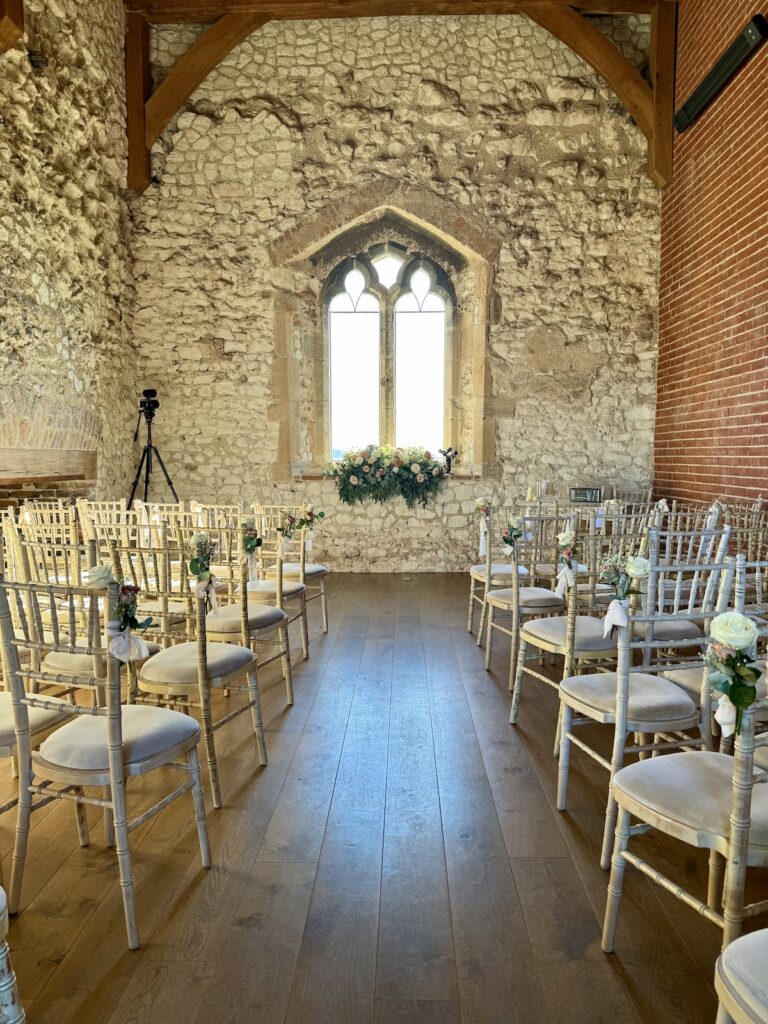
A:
[131,14,660,571]
[0,0,135,498]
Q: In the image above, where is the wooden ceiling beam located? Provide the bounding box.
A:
[525,2,654,140]
[126,12,152,192]
[647,0,676,187]
[126,0,657,23]
[145,13,269,145]
[0,0,23,53]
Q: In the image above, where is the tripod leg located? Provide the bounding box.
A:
[151,446,179,502]
[144,445,152,504]
[128,447,149,508]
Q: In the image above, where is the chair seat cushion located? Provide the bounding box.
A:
[139,642,254,687]
[471,564,529,580]
[560,672,697,725]
[37,705,200,772]
[267,563,328,578]
[633,618,703,643]
[716,930,768,1024]
[43,643,161,676]
[0,692,68,749]
[663,662,767,701]
[521,615,617,653]
[487,587,564,611]
[245,580,306,601]
[614,752,768,851]
[206,604,286,635]
[535,562,589,576]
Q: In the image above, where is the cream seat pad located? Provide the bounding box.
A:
[486,587,564,610]
[632,618,703,643]
[716,929,768,1024]
[534,562,589,576]
[470,564,529,580]
[521,615,618,653]
[37,705,200,773]
[140,642,254,687]
[613,751,768,852]
[663,662,767,701]
[244,580,306,602]
[267,563,328,578]
[560,672,697,724]
[43,642,161,676]
[0,692,69,749]
[206,604,286,635]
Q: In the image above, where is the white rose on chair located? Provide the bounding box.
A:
[86,564,115,588]
[710,612,759,652]
[625,555,650,579]
[557,530,575,549]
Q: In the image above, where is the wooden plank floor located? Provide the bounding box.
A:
[3,572,763,1023]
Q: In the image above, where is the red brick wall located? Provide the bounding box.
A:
[654,1,768,502]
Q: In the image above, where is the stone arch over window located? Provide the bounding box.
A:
[268,185,500,481]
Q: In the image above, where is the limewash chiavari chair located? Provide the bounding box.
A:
[0,576,211,948]
[0,887,24,1023]
[601,691,768,958]
[135,540,268,808]
[205,533,294,706]
[246,513,310,661]
[76,499,127,543]
[715,927,768,1024]
[483,512,566,689]
[557,541,741,874]
[257,503,331,635]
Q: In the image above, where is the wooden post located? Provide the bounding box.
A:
[125,12,151,194]
[648,0,677,188]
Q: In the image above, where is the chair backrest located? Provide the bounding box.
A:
[17,504,78,548]
[76,499,128,542]
[647,525,733,617]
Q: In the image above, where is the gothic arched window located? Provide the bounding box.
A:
[325,244,452,460]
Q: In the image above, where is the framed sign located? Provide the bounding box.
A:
[569,487,602,503]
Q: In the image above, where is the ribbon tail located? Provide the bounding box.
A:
[603,598,629,638]
[478,517,488,558]
[248,552,259,582]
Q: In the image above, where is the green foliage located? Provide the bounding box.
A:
[328,445,448,509]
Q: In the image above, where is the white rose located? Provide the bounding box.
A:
[557,530,575,547]
[509,516,524,530]
[305,504,314,513]
[432,467,439,476]
[410,462,421,473]
[349,474,359,485]
[355,456,364,466]
[710,612,759,652]
[625,555,650,579]
[87,564,115,589]
[190,532,209,547]
[392,466,399,474]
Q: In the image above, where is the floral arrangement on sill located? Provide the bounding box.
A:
[329,446,450,509]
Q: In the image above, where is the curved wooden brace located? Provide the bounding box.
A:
[145,13,269,145]
[524,3,654,141]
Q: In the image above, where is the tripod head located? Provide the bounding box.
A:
[138,388,160,423]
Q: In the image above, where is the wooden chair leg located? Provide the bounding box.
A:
[74,788,89,847]
[279,625,294,706]
[708,850,724,911]
[320,578,329,634]
[476,593,488,647]
[188,746,212,869]
[509,639,528,725]
[0,930,25,1024]
[103,787,115,848]
[199,687,222,809]
[601,728,629,870]
[299,595,309,660]
[467,582,475,633]
[9,784,31,915]
[553,704,563,759]
[484,605,494,670]
[111,780,139,949]
[601,805,632,953]
[247,669,268,766]
[557,704,573,810]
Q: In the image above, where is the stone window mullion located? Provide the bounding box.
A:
[380,299,395,447]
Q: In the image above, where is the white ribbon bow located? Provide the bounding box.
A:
[195,575,218,613]
[305,530,313,553]
[603,598,629,638]
[714,693,737,738]
[555,562,575,598]
[107,622,150,663]
[706,501,721,529]
[655,498,669,513]
[478,516,488,558]
[247,552,259,582]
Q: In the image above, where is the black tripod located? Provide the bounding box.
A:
[128,389,179,507]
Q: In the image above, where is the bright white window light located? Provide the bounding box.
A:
[329,270,380,460]
[372,253,405,290]
[395,268,446,454]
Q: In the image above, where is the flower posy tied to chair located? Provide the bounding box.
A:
[599,554,650,637]
[475,497,491,556]
[189,532,218,612]
[555,529,579,598]
[705,612,761,736]
[86,563,152,663]
[242,517,262,582]
[501,516,524,555]
[276,506,326,542]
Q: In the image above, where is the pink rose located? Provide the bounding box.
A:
[349,475,359,485]
[417,473,425,482]
[363,465,370,473]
